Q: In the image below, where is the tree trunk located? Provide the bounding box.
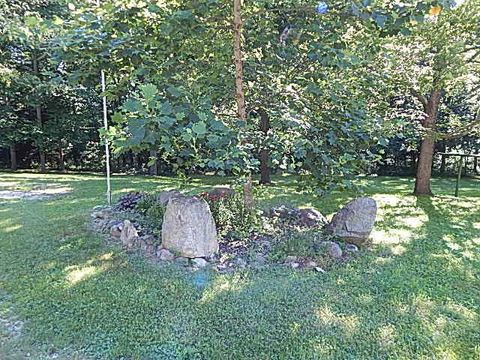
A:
[9,144,17,171]
[133,153,139,172]
[258,109,271,185]
[149,149,158,176]
[414,89,442,196]
[233,0,254,210]
[33,55,46,173]
[59,147,65,172]
[439,142,446,175]
[243,176,255,211]
[410,152,417,175]
[233,0,246,122]
[440,154,446,175]
[474,157,478,174]
[39,150,46,172]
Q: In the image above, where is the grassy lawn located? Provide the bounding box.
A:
[0,172,479,359]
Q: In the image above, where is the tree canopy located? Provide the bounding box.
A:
[0,0,478,194]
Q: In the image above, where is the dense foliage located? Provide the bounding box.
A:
[0,0,478,193]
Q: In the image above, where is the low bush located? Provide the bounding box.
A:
[200,188,260,239]
[135,194,166,230]
[115,192,145,211]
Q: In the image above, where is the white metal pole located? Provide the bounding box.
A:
[101,70,112,205]
[96,0,112,205]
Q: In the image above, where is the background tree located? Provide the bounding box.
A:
[384,0,480,194]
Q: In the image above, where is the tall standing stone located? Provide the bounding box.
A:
[326,197,377,245]
[161,196,218,258]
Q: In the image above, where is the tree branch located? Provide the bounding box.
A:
[410,89,428,110]
[439,108,480,140]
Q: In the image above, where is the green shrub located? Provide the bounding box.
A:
[199,188,259,239]
[135,194,166,230]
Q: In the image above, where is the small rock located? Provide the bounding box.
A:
[192,258,208,268]
[108,219,122,227]
[145,244,155,254]
[175,257,190,267]
[140,235,156,245]
[110,225,122,238]
[253,253,267,266]
[319,241,343,259]
[328,242,343,259]
[314,267,326,273]
[91,208,112,220]
[290,262,300,269]
[157,248,175,261]
[137,240,146,249]
[284,255,298,264]
[298,208,327,227]
[236,258,247,268]
[346,244,359,253]
[305,260,317,268]
[216,263,228,271]
[120,220,138,248]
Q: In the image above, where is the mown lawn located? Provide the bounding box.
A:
[0,172,479,359]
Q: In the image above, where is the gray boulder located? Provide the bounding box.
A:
[161,196,218,258]
[326,197,377,245]
[120,220,138,248]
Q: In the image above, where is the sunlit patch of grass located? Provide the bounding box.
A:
[199,273,250,304]
[315,305,360,338]
[2,224,22,233]
[66,265,99,285]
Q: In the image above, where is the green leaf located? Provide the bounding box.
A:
[140,84,158,101]
[123,99,142,113]
[111,112,124,124]
[160,101,173,115]
[181,131,193,142]
[192,121,207,136]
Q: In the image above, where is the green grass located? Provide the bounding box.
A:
[0,172,479,359]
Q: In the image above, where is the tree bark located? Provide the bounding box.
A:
[59,147,65,172]
[410,152,417,175]
[440,154,446,175]
[439,142,446,175]
[233,0,254,210]
[233,0,246,122]
[414,89,442,195]
[33,55,46,173]
[133,153,139,172]
[258,109,271,185]
[9,144,17,171]
[149,149,158,176]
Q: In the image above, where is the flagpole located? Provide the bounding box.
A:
[96,0,112,205]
